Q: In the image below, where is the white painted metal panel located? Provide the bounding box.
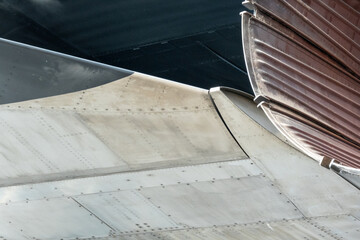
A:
[0,198,112,240]
[139,177,303,228]
[0,159,262,204]
[74,190,179,234]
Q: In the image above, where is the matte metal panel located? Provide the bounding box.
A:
[74,190,180,234]
[0,38,131,104]
[139,177,303,227]
[0,159,261,204]
[0,197,112,240]
[99,215,360,240]
[0,109,127,180]
[0,72,245,186]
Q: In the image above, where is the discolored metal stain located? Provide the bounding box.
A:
[242,1,360,168]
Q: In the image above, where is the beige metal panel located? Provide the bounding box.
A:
[0,159,261,204]
[139,177,303,228]
[0,109,127,181]
[74,190,180,234]
[0,73,245,186]
[80,109,240,166]
[209,87,360,217]
[0,197,112,240]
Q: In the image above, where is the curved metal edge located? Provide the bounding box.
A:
[330,162,360,190]
[215,86,255,100]
[240,11,261,98]
[209,87,294,150]
[208,87,250,158]
[259,102,323,162]
[0,37,134,74]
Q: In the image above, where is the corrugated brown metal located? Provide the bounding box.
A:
[342,0,360,12]
[241,0,360,168]
[261,102,360,169]
[247,0,360,78]
[242,12,360,144]
[303,0,360,44]
[319,0,360,28]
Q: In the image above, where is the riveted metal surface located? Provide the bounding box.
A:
[0,72,246,186]
[210,88,360,217]
[311,214,360,239]
[74,190,180,234]
[0,197,112,240]
[139,177,303,228]
[95,215,360,240]
[0,159,261,204]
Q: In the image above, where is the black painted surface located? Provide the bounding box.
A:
[0,0,252,94]
[0,39,132,104]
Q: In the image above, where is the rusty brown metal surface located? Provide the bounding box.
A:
[342,0,360,12]
[320,0,360,27]
[304,0,360,44]
[241,0,360,168]
[261,103,360,169]
[249,0,360,77]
